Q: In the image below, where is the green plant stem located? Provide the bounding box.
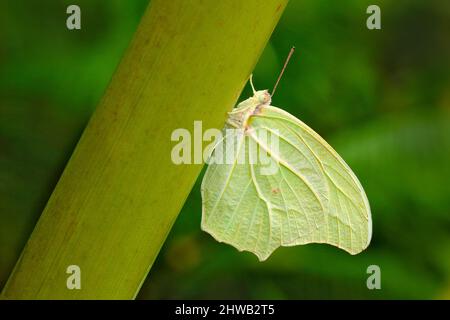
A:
[1,0,289,299]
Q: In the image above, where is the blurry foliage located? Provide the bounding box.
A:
[1,0,449,299]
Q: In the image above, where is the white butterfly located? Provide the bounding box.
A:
[201,50,372,261]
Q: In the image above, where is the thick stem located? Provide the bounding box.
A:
[1,0,289,299]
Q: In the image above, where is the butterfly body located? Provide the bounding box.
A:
[226,90,271,129]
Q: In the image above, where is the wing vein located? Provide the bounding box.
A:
[248,131,325,212]
[205,133,246,225]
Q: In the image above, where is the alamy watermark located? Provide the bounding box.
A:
[171,121,280,175]
[66,5,81,30]
[366,265,381,290]
[366,5,381,30]
[66,265,81,290]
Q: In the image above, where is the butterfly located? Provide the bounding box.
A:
[201,49,372,261]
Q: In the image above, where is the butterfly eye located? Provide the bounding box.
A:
[261,92,271,104]
[255,91,271,104]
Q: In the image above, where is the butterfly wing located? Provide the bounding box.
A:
[249,105,372,255]
[201,105,371,261]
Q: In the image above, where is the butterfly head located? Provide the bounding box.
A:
[254,90,271,105]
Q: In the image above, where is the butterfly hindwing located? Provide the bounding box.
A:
[250,106,372,254]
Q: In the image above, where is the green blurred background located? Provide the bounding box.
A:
[1,0,449,299]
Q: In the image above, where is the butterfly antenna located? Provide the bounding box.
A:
[271,46,295,97]
[249,74,256,94]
